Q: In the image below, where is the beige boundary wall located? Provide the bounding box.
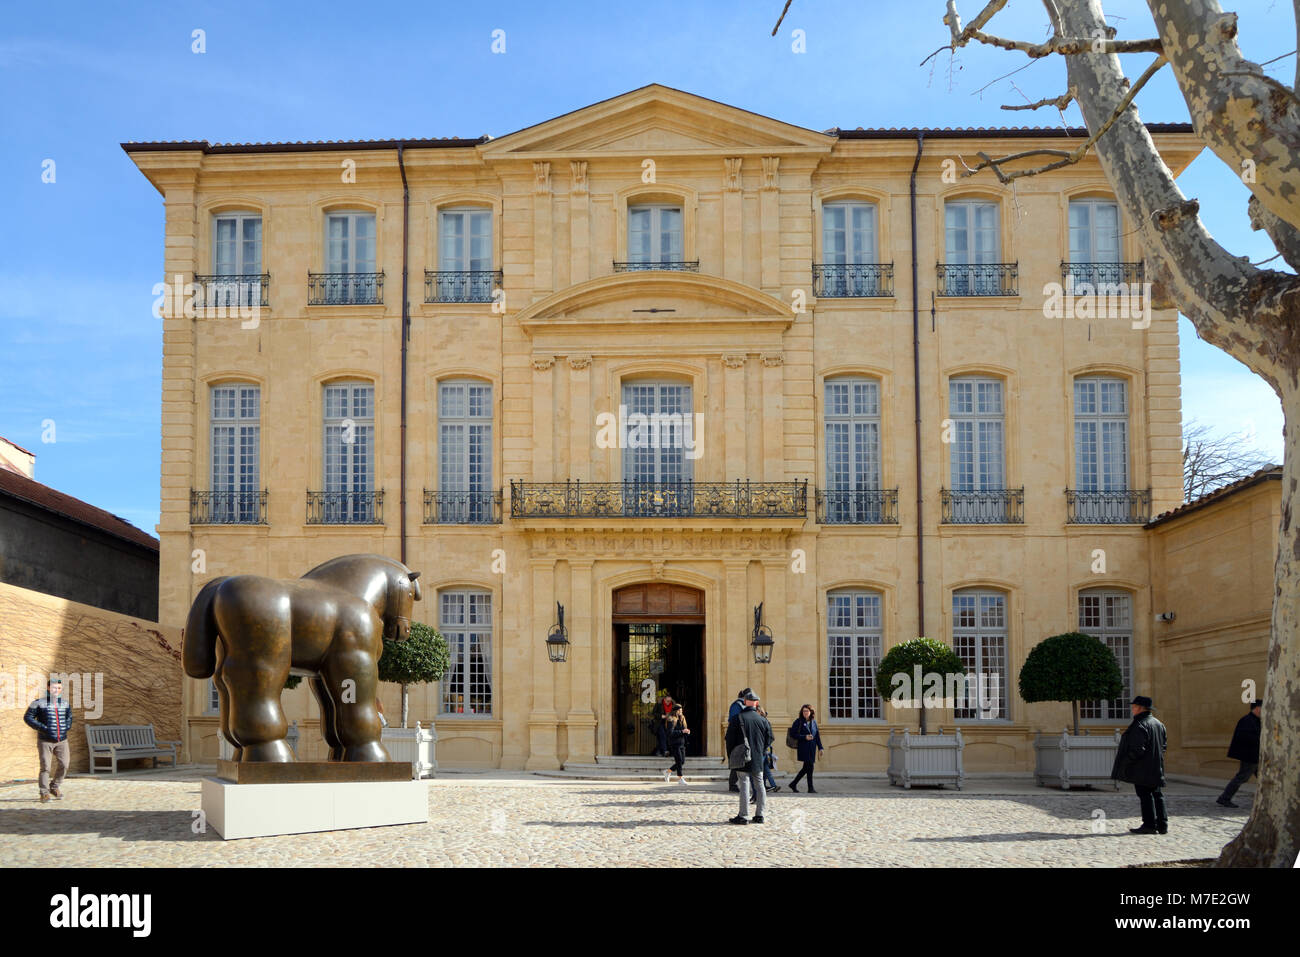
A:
[0,581,183,781]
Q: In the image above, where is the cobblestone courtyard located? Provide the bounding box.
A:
[0,771,1247,867]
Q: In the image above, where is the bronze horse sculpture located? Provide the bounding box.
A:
[183,554,422,762]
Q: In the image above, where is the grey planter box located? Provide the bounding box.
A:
[886,727,964,789]
[382,722,438,779]
[1033,729,1121,789]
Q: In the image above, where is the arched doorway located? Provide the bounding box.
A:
[612,583,706,756]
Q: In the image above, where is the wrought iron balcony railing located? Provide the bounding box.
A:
[510,480,807,519]
[936,262,1019,296]
[306,490,384,525]
[423,489,503,525]
[816,488,900,525]
[612,260,700,273]
[307,271,384,305]
[191,490,267,525]
[941,488,1025,524]
[1060,261,1145,288]
[812,263,894,298]
[1066,488,1152,525]
[424,270,503,303]
[193,274,269,309]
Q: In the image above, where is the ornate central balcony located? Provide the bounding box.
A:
[941,488,1025,524]
[812,263,894,298]
[612,260,700,273]
[510,480,807,519]
[424,270,502,303]
[308,271,384,305]
[193,274,269,309]
[1066,488,1151,525]
[816,488,899,525]
[191,490,267,525]
[306,490,384,525]
[936,262,1018,297]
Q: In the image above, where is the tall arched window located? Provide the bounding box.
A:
[827,589,884,720]
[823,376,882,523]
[208,382,261,523]
[1078,588,1133,720]
[437,379,494,523]
[952,588,1008,719]
[320,380,376,523]
[621,379,694,513]
[440,589,493,716]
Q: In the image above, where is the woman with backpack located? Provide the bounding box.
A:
[787,703,824,793]
[665,704,691,782]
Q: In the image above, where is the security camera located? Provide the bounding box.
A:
[1155,612,1176,622]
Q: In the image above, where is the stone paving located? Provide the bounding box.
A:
[0,769,1247,867]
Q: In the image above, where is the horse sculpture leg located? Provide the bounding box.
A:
[318,628,388,762]
[213,647,242,761]
[310,676,345,762]
[214,582,296,763]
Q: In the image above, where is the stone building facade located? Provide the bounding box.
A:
[124,86,1202,769]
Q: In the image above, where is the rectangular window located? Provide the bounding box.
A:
[325,212,377,273]
[439,208,493,271]
[823,203,878,265]
[322,382,375,522]
[214,213,262,275]
[438,380,494,523]
[210,384,260,522]
[949,378,1004,492]
[1079,591,1133,720]
[952,590,1008,719]
[628,205,683,264]
[824,377,882,523]
[944,201,1000,294]
[1074,377,1129,492]
[1069,200,1121,264]
[440,590,493,716]
[827,590,883,720]
[621,381,693,485]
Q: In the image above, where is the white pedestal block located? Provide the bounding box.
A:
[202,777,428,840]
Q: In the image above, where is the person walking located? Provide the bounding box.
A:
[726,691,773,824]
[665,704,691,782]
[1110,695,1169,835]
[653,694,675,757]
[726,688,750,792]
[787,704,824,793]
[24,677,73,804]
[1217,699,1262,808]
[758,706,779,793]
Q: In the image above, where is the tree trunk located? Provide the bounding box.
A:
[1219,395,1300,867]
[920,700,928,735]
[1072,700,1080,737]
[401,682,409,728]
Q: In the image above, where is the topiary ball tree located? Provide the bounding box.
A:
[876,637,967,735]
[1019,632,1123,736]
[378,621,450,728]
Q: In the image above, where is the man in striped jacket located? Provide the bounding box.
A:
[24,677,73,803]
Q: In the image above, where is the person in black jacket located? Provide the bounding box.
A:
[726,688,750,793]
[23,677,73,803]
[1110,695,1168,835]
[665,704,691,782]
[1217,699,1262,808]
[787,704,824,793]
[725,691,772,824]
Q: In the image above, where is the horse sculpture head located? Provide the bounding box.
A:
[387,569,422,641]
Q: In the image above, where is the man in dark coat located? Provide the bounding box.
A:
[23,677,73,803]
[726,688,750,793]
[1110,695,1168,835]
[725,691,772,824]
[1217,699,1262,808]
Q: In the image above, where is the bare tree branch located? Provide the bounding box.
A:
[1183,420,1276,500]
[943,0,1162,57]
[771,0,793,37]
[1001,89,1075,110]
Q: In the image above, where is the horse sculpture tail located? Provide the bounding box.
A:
[183,577,229,678]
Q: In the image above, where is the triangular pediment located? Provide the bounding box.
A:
[481,84,834,155]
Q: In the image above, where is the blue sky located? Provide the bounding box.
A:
[0,0,1290,534]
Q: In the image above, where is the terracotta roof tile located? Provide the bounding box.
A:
[0,469,158,551]
[1145,465,1283,528]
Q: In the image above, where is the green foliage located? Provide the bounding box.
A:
[379,621,450,687]
[876,636,966,700]
[1019,632,1123,704]
[284,675,304,690]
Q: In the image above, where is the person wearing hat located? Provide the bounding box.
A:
[726,688,752,792]
[725,690,773,824]
[1110,695,1169,835]
[1217,699,1263,808]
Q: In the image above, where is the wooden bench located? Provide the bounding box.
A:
[86,725,181,774]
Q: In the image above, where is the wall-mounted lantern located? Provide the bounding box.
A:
[751,602,775,664]
[546,602,570,663]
